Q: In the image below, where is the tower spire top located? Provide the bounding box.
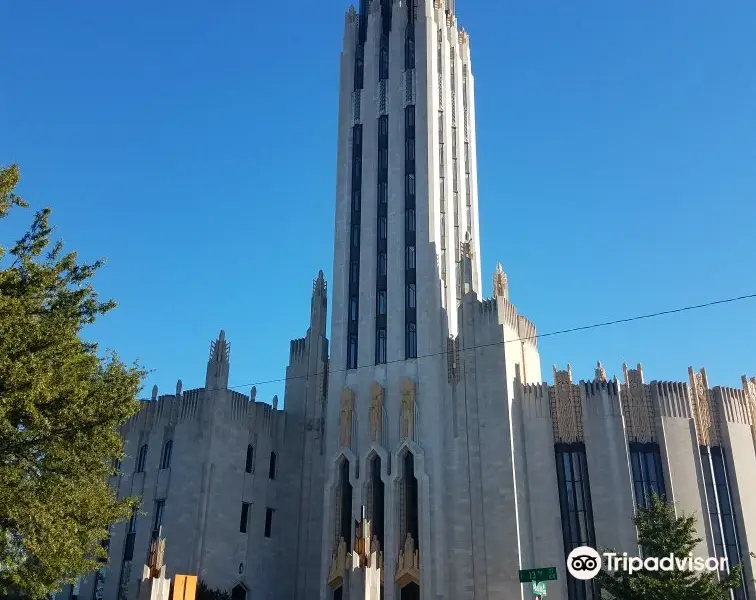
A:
[206,329,230,389]
[210,329,230,363]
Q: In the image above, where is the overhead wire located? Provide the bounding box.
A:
[165,292,756,395]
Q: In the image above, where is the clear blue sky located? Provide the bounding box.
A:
[2,0,755,403]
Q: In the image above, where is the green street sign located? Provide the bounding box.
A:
[519,567,558,583]
[532,581,547,596]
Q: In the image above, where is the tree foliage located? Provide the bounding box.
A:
[596,494,743,600]
[0,164,144,598]
[196,580,231,600]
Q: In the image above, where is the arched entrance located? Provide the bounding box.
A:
[400,582,420,600]
[231,584,247,600]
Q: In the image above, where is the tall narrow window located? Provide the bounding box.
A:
[240,503,250,534]
[375,112,389,366]
[151,500,165,540]
[135,444,148,473]
[269,452,277,480]
[377,290,387,315]
[123,511,137,561]
[405,323,417,359]
[628,442,665,508]
[406,208,416,233]
[555,442,598,600]
[346,122,364,370]
[701,446,749,599]
[378,253,387,276]
[406,246,416,270]
[338,460,353,547]
[245,444,254,474]
[348,335,358,370]
[376,328,387,364]
[264,508,274,538]
[160,440,172,470]
[406,284,416,309]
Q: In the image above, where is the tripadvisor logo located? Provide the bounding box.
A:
[566,546,727,580]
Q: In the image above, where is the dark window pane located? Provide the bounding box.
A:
[406,284,416,309]
[378,253,387,276]
[245,445,254,473]
[160,440,172,470]
[240,503,250,533]
[378,291,387,315]
[269,452,277,480]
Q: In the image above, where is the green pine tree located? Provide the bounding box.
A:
[596,494,743,600]
[196,580,231,600]
[0,165,145,598]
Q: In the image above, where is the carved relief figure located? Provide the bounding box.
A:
[401,379,416,440]
[369,382,384,442]
[339,388,355,448]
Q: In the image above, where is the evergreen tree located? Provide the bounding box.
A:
[196,581,231,600]
[0,165,144,597]
[596,494,743,600]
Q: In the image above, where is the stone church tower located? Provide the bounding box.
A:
[320,1,543,599]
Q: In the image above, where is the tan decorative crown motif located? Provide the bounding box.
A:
[492,263,508,300]
[327,537,348,589]
[395,533,420,587]
[550,365,584,443]
[595,361,607,383]
[622,363,655,443]
[689,367,719,446]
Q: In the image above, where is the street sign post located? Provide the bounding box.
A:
[532,581,547,596]
[518,567,557,583]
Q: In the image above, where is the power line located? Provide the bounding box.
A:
[176,292,756,395]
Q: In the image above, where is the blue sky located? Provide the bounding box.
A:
[2,0,755,403]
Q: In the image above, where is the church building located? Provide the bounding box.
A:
[58,1,756,600]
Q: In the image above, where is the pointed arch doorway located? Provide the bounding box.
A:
[231,584,247,600]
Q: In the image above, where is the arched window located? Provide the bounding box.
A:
[269,452,277,480]
[160,440,172,470]
[135,444,148,473]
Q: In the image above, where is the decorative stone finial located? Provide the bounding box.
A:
[492,263,508,300]
[210,329,230,363]
[595,361,607,383]
[151,385,158,401]
[250,386,257,401]
[176,379,182,397]
[313,269,327,296]
[273,395,279,410]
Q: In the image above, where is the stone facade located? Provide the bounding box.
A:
[59,273,329,600]
[57,2,756,600]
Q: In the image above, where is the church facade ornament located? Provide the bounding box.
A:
[339,388,355,449]
[369,382,384,443]
[400,378,417,441]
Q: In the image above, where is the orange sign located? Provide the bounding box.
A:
[172,575,197,600]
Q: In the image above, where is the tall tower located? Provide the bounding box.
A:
[330,0,482,377]
[322,1,542,599]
